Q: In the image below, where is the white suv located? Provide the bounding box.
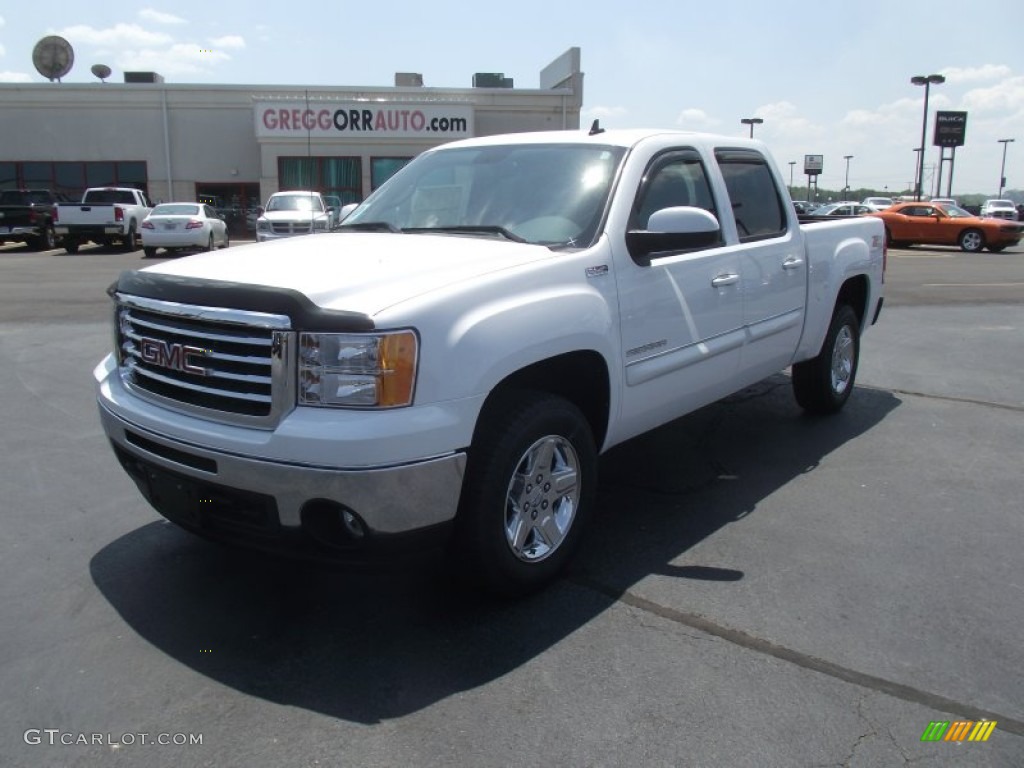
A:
[256,191,332,241]
[980,199,1018,221]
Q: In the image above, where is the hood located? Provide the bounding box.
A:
[141,231,555,317]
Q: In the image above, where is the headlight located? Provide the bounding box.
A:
[298,330,418,408]
[313,218,328,231]
[257,219,270,231]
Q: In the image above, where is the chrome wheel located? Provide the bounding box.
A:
[959,229,983,252]
[504,435,580,562]
[830,325,855,395]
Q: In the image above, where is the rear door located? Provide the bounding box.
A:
[715,149,806,379]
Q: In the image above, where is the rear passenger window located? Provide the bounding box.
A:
[715,149,787,242]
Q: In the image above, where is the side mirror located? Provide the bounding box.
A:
[338,202,359,223]
[626,206,722,262]
[257,207,265,216]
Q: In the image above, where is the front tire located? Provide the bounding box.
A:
[792,304,860,414]
[63,239,80,254]
[959,228,984,252]
[455,392,597,597]
[143,247,157,259]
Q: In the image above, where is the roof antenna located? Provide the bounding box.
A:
[589,119,605,136]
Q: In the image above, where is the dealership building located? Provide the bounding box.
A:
[0,48,582,234]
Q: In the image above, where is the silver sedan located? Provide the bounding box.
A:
[141,203,230,258]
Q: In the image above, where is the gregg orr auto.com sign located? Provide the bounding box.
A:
[255,102,474,139]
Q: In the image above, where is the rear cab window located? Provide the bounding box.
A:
[714,149,788,242]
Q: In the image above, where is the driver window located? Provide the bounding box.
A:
[630,150,717,231]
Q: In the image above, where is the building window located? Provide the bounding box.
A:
[279,156,362,204]
[371,157,412,191]
[0,163,16,189]
[0,161,148,198]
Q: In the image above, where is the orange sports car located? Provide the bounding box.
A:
[871,202,1022,252]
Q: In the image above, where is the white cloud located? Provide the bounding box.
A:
[583,105,628,121]
[0,70,33,82]
[961,76,1024,113]
[139,8,187,25]
[117,42,230,76]
[940,65,1013,84]
[209,35,245,50]
[58,23,173,48]
[675,108,719,129]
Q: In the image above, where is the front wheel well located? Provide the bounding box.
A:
[474,350,611,451]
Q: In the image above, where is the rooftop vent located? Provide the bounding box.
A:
[124,71,164,83]
[395,72,424,87]
[472,72,513,88]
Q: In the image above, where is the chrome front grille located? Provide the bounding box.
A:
[271,221,312,235]
[115,294,294,428]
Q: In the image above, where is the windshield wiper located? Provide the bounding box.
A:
[339,221,402,233]
[402,225,527,243]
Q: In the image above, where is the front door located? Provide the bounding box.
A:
[613,149,745,437]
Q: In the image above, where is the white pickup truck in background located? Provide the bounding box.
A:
[54,187,153,253]
[95,128,885,595]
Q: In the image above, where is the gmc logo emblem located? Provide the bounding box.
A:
[139,337,208,375]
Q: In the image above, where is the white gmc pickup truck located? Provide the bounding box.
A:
[95,128,885,595]
[55,186,153,253]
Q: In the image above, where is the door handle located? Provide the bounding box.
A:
[711,273,740,287]
[782,257,804,270]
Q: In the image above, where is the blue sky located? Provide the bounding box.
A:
[1,1,1021,196]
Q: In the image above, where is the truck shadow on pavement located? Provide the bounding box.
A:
[89,374,899,724]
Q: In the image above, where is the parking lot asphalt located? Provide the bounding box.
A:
[0,240,1022,766]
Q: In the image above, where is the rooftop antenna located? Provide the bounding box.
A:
[589,119,605,136]
[32,35,75,82]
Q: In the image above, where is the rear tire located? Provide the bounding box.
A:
[121,226,138,252]
[143,247,157,259]
[455,392,597,597]
[204,234,214,252]
[29,225,56,251]
[792,304,860,414]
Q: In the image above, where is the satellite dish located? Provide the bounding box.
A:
[32,36,75,82]
[91,64,112,83]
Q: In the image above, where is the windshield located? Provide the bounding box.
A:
[341,143,626,247]
[267,194,324,213]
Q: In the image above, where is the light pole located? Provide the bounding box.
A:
[911,74,945,201]
[843,155,854,198]
[788,161,796,191]
[740,117,763,138]
[912,148,923,200]
[997,138,1015,197]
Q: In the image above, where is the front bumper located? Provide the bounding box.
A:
[100,403,466,555]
